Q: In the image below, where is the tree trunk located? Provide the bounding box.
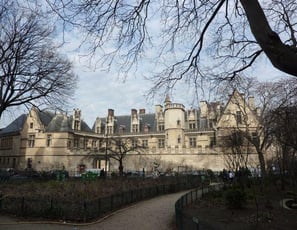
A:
[119,161,124,177]
[240,0,297,77]
[257,148,266,177]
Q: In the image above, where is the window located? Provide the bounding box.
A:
[236,111,242,124]
[142,139,148,148]
[132,140,138,148]
[232,132,243,146]
[177,135,181,144]
[27,158,32,168]
[84,139,88,149]
[210,136,216,147]
[0,137,12,149]
[252,132,259,144]
[209,120,213,128]
[143,124,150,133]
[107,126,113,134]
[189,123,196,129]
[177,120,180,126]
[189,138,196,148]
[74,120,80,130]
[92,140,97,149]
[46,134,52,147]
[30,122,33,129]
[67,139,72,148]
[74,138,79,148]
[158,124,164,131]
[28,135,35,148]
[119,125,126,134]
[132,124,138,133]
[158,139,165,148]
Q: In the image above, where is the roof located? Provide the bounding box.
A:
[46,114,92,133]
[46,114,72,132]
[92,113,157,133]
[0,109,93,135]
[113,113,157,133]
[0,114,27,136]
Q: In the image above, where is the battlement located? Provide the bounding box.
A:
[165,103,185,110]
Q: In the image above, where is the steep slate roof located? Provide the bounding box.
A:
[140,113,157,132]
[92,113,157,134]
[0,109,93,135]
[0,114,27,136]
[38,110,55,126]
[115,113,157,133]
[46,114,72,132]
[46,114,92,133]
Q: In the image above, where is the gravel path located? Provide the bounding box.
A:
[0,190,189,230]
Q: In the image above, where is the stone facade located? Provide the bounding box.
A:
[0,90,265,174]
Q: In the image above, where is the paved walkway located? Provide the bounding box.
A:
[0,190,189,230]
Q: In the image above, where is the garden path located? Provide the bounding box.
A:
[0,190,188,230]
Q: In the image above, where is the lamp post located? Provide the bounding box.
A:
[105,133,108,178]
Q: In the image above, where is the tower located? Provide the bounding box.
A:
[164,96,185,148]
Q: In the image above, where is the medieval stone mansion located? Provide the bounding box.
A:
[0,90,266,174]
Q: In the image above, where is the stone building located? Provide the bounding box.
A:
[0,90,264,174]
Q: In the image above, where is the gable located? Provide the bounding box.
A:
[217,90,259,129]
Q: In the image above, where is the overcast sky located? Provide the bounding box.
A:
[0,3,287,129]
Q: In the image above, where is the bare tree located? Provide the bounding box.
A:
[218,77,297,177]
[45,0,297,95]
[269,82,297,185]
[0,1,76,119]
[100,136,145,176]
[221,130,251,171]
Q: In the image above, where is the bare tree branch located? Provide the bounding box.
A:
[0,1,77,118]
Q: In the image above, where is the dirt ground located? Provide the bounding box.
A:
[183,184,297,230]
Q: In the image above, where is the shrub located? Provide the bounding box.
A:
[224,188,247,209]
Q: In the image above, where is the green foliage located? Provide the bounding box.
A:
[224,188,247,209]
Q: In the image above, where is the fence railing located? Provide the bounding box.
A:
[175,183,223,230]
[0,175,202,222]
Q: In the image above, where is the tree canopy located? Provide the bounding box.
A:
[0,1,76,119]
[45,0,297,94]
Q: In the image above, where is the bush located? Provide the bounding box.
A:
[224,188,247,209]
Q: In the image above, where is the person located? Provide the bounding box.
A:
[228,170,234,182]
[100,168,105,177]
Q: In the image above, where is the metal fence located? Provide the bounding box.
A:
[0,175,202,222]
[175,183,223,230]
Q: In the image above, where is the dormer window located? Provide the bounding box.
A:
[158,124,164,131]
[189,122,196,129]
[132,124,138,133]
[74,120,80,130]
[119,125,126,134]
[107,126,113,134]
[144,124,150,133]
[30,122,33,129]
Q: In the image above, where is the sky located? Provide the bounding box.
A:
[0,2,288,129]
[0,51,284,129]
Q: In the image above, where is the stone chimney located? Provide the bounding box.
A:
[139,109,145,115]
[131,109,137,117]
[199,101,208,118]
[108,109,114,117]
